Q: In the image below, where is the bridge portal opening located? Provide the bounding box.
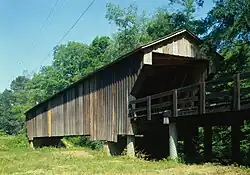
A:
[131,53,209,159]
[132,53,209,98]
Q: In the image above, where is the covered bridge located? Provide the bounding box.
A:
[25,29,219,156]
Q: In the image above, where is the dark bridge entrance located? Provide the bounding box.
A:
[129,72,250,163]
[129,53,208,160]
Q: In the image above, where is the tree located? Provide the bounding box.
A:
[0,89,24,135]
[10,76,30,92]
[203,0,250,74]
[105,3,151,59]
[89,36,112,67]
[53,42,92,83]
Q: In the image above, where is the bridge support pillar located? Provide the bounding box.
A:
[204,123,212,161]
[103,141,111,156]
[29,140,34,149]
[169,123,178,159]
[231,122,241,163]
[126,135,135,157]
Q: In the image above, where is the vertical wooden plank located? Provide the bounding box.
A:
[51,99,55,136]
[83,82,89,135]
[100,79,104,140]
[104,84,107,140]
[75,86,80,135]
[89,78,94,140]
[79,83,84,135]
[116,70,120,135]
[33,111,37,138]
[94,76,97,140]
[59,95,64,136]
[92,77,95,140]
[124,74,128,135]
[63,93,67,136]
[94,78,99,140]
[72,88,76,135]
[39,107,43,137]
[112,72,117,141]
[36,107,40,137]
[110,77,113,141]
[53,99,57,136]
[67,91,71,136]
[48,101,52,137]
[83,83,86,135]
[121,72,125,134]
[93,75,97,140]
[107,82,111,141]
[27,113,33,140]
[86,80,90,135]
[118,77,122,135]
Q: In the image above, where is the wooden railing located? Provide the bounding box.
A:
[128,72,250,119]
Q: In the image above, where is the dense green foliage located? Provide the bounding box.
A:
[0,0,250,163]
[65,136,103,150]
[0,134,28,151]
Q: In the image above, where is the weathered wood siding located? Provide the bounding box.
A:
[152,34,201,58]
[26,30,216,143]
[26,54,142,142]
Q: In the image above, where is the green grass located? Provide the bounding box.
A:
[0,136,250,175]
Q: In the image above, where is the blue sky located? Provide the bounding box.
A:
[0,0,214,92]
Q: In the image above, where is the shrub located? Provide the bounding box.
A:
[0,134,28,151]
[65,136,103,150]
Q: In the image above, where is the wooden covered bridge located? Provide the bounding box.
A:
[25,29,250,162]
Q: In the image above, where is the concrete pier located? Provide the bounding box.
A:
[169,123,178,159]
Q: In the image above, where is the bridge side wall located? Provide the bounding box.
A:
[26,53,143,142]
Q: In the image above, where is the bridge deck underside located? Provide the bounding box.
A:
[170,108,250,126]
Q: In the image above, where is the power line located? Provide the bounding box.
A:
[30,0,61,49]
[35,0,96,72]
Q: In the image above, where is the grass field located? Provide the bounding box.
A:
[0,135,250,175]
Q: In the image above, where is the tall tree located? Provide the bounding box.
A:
[105,3,151,60]
[203,0,250,74]
[89,36,112,67]
[0,89,24,135]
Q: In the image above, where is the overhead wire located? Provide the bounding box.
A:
[30,0,61,50]
[9,0,62,82]
[35,0,96,72]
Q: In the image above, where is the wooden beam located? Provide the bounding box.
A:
[147,96,151,120]
[143,52,152,65]
[47,101,52,137]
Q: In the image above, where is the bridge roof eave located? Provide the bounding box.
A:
[151,52,209,67]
